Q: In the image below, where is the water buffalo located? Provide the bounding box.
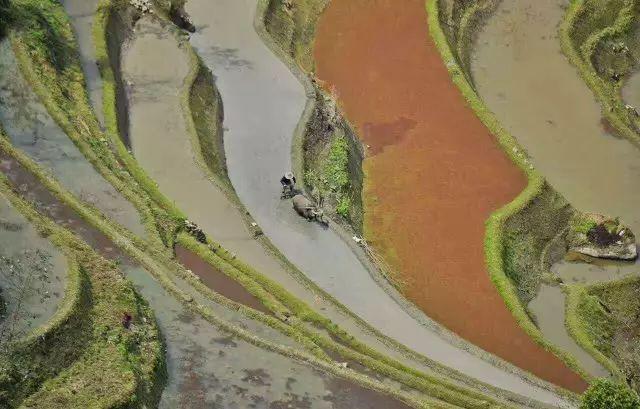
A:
[292,194,328,225]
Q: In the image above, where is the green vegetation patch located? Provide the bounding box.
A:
[263,0,330,72]
[570,278,640,392]
[304,114,361,223]
[582,378,640,408]
[502,183,574,303]
[188,62,229,188]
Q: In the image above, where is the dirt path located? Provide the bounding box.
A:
[178,0,576,405]
[314,0,586,393]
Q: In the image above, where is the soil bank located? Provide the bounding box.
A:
[314,0,586,392]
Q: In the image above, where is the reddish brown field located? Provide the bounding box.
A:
[314,0,587,392]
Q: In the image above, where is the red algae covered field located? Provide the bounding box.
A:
[314,0,587,391]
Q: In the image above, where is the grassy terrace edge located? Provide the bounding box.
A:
[92,2,528,406]
[5,1,441,406]
[560,0,640,147]
[427,0,594,391]
[90,2,524,407]
[564,285,626,379]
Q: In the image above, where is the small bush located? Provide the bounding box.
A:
[582,379,640,409]
[336,196,350,218]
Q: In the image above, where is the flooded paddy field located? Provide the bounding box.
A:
[314,0,586,392]
[0,193,67,344]
[472,0,640,251]
[0,40,145,238]
[175,0,577,404]
[0,148,413,409]
[472,0,640,382]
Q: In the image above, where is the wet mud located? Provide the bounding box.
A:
[314,0,586,392]
[0,150,411,409]
[174,244,270,314]
[0,194,67,344]
[472,0,640,383]
[61,0,104,126]
[0,40,145,238]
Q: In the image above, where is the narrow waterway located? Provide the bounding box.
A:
[0,152,412,409]
[0,40,145,238]
[472,0,640,379]
[179,0,575,405]
[529,285,610,379]
[61,0,104,126]
[0,193,67,344]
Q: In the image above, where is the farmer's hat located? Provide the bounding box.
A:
[285,172,294,180]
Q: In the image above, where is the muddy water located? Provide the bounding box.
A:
[61,0,104,126]
[0,40,145,238]
[622,70,640,117]
[472,0,640,259]
[0,194,67,344]
[314,0,587,393]
[472,0,640,380]
[529,285,610,378]
[0,153,411,409]
[174,244,270,314]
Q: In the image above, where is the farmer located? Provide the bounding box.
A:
[280,172,296,195]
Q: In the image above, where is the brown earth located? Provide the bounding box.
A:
[314,0,587,392]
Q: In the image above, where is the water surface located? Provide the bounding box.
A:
[472,0,640,379]
[0,40,145,238]
[61,0,104,126]
[0,193,67,344]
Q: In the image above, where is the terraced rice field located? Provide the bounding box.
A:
[314,0,587,392]
[2,0,640,407]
